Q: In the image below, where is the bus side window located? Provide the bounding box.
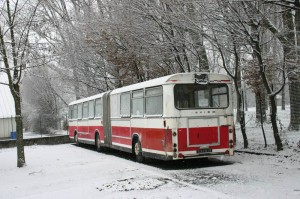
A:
[95,98,102,117]
[88,100,95,118]
[83,102,89,118]
[77,103,83,119]
[73,105,78,119]
[110,94,120,118]
[132,90,144,117]
[145,86,163,116]
[120,92,130,117]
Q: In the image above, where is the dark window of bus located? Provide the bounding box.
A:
[174,84,228,109]
[95,98,102,117]
[212,86,228,107]
[83,102,89,118]
[88,100,95,118]
[78,103,83,119]
[120,92,130,117]
[145,86,163,115]
[132,90,144,117]
[73,104,78,119]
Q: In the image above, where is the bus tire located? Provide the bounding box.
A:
[95,133,101,152]
[74,132,80,146]
[133,140,144,163]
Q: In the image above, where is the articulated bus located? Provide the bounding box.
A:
[68,73,234,162]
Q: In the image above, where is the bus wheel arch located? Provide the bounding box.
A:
[95,131,101,152]
[132,134,144,163]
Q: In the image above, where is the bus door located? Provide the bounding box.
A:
[102,91,112,146]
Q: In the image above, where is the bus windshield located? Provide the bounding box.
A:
[174,84,228,109]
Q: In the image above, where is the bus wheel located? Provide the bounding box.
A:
[95,133,101,152]
[74,133,80,146]
[133,140,144,163]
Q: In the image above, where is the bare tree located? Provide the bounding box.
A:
[241,1,285,150]
[0,0,40,167]
[205,0,284,150]
[263,0,300,130]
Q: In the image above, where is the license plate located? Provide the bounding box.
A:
[197,148,212,153]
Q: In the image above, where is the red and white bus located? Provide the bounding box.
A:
[68,73,234,162]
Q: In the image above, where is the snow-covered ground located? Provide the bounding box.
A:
[0,107,299,199]
[22,130,68,139]
[235,106,300,158]
[0,145,234,199]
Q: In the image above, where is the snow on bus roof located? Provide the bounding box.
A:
[69,73,230,106]
[68,92,107,106]
[110,73,175,95]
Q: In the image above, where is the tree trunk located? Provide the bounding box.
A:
[244,85,248,111]
[234,80,248,148]
[251,25,283,151]
[12,84,26,167]
[236,63,242,123]
[281,82,285,110]
[289,81,300,130]
[255,88,266,122]
[269,95,283,151]
[282,3,300,130]
[288,0,300,130]
[239,100,248,149]
[258,93,267,148]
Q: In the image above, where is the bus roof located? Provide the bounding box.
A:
[110,72,230,95]
[69,73,231,106]
[68,92,108,106]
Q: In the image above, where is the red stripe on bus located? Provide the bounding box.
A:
[70,125,229,152]
[112,126,131,137]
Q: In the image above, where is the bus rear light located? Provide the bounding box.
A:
[173,148,177,152]
[229,129,233,133]
[229,139,234,148]
[173,143,177,147]
[178,153,184,158]
[173,132,177,136]
[225,150,230,155]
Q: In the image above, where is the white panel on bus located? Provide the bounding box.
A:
[188,117,219,128]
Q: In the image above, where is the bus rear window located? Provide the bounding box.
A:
[174,84,228,109]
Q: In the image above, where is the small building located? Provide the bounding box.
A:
[0,74,16,138]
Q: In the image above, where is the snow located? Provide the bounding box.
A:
[0,107,299,199]
[22,130,68,139]
[0,145,231,199]
[235,106,300,158]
